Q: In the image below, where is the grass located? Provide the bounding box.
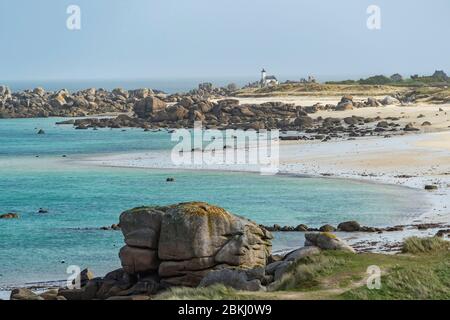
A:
[154,285,246,300]
[236,83,410,97]
[402,236,450,254]
[414,86,450,103]
[152,237,450,300]
[236,82,450,104]
[273,254,346,291]
[342,254,450,300]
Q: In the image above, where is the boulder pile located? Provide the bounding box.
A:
[0,86,142,118]
[71,94,416,139]
[0,82,236,119]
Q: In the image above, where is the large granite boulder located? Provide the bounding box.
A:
[381,96,400,105]
[294,116,314,128]
[119,202,273,287]
[0,85,11,97]
[304,232,355,253]
[49,91,68,108]
[133,96,167,118]
[337,221,361,232]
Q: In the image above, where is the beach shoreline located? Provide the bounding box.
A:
[72,129,450,250]
[2,118,450,301]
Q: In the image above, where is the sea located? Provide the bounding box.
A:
[0,108,430,290]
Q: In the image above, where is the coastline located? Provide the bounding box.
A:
[73,130,450,246]
[2,99,450,299]
[68,132,450,252]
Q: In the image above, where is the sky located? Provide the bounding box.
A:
[0,0,449,82]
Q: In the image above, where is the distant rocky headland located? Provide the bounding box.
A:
[0,83,231,119]
[1,81,446,140]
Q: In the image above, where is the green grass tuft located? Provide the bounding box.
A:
[342,255,450,300]
[272,253,347,291]
[402,236,450,254]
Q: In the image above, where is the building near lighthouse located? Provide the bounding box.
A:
[260,69,279,87]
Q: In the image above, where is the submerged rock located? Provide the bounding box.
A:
[0,213,19,219]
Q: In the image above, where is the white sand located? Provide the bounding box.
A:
[74,96,450,252]
[77,131,450,224]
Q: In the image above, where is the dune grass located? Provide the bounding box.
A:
[402,236,450,254]
[342,253,450,300]
[236,83,409,97]
[272,254,346,291]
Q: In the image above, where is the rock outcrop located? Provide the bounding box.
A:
[337,221,361,232]
[119,202,273,287]
[305,232,355,253]
[133,96,167,119]
[0,86,141,118]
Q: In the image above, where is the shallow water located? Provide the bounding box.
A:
[0,118,430,286]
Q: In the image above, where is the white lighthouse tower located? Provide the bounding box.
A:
[261,68,267,86]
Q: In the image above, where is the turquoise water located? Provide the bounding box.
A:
[0,117,176,156]
[0,118,429,287]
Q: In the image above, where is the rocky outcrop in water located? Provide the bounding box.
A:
[70,95,414,140]
[0,213,19,219]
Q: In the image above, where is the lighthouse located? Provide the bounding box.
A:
[261,68,267,85]
[260,68,279,87]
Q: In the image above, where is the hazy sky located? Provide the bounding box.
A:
[0,0,449,82]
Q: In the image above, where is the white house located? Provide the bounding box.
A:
[260,69,279,87]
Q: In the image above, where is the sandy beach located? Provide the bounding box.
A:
[75,97,450,253]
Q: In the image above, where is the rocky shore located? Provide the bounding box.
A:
[0,83,231,119]
[8,202,358,300]
[69,94,427,142]
[1,83,434,141]
[262,221,450,236]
